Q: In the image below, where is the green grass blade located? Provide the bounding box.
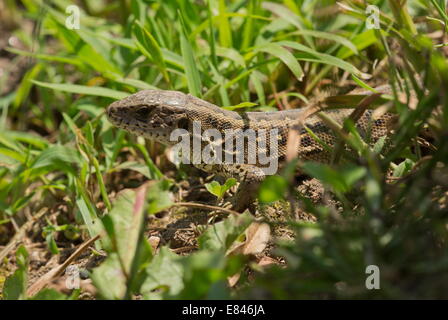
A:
[253,42,304,81]
[32,81,130,100]
[132,21,171,86]
[179,13,202,97]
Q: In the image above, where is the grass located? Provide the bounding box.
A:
[0,0,447,299]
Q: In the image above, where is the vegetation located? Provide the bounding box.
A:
[1,0,447,299]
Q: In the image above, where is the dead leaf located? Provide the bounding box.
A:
[242,222,271,255]
[227,272,241,287]
[227,222,271,256]
[148,236,160,252]
[257,256,281,267]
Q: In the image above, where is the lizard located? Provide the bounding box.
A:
[106,87,397,212]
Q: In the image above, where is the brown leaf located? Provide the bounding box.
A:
[148,236,160,252]
[227,272,241,288]
[242,222,271,255]
[257,256,281,267]
[228,222,271,256]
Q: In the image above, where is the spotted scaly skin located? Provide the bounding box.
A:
[106,88,396,211]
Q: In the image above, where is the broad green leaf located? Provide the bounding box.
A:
[178,250,230,299]
[301,162,345,191]
[146,180,174,215]
[373,136,387,154]
[344,166,367,187]
[92,185,152,299]
[199,211,253,251]
[101,186,148,271]
[3,246,28,300]
[205,181,223,198]
[113,161,152,179]
[140,247,184,300]
[91,253,127,299]
[205,178,237,199]
[30,289,68,300]
[393,159,414,177]
[45,233,60,255]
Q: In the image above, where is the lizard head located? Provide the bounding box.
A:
[106,90,192,145]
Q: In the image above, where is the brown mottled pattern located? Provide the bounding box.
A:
[106,89,396,181]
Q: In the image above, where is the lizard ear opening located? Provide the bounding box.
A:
[177,117,190,130]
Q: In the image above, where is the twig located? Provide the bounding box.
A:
[171,202,240,216]
[171,246,198,254]
[26,234,100,297]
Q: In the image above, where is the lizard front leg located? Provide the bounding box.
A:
[231,180,261,213]
[226,164,265,213]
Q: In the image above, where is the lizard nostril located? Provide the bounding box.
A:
[107,106,116,118]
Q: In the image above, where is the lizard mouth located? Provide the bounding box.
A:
[106,105,173,145]
[106,102,123,124]
[106,103,139,130]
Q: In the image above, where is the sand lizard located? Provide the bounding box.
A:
[106,87,396,211]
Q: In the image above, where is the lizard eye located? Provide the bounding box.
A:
[135,105,154,120]
[177,118,190,130]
